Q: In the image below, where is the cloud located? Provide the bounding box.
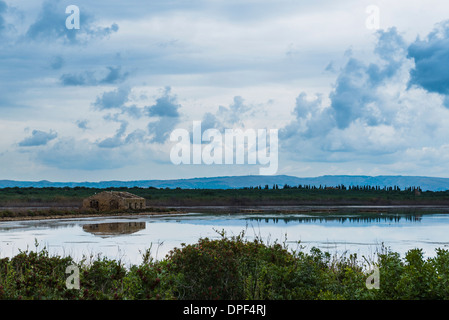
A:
[76,119,89,130]
[145,87,182,143]
[97,109,149,148]
[60,66,129,86]
[93,86,130,110]
[0,0,7,33]
[32,131,153,171]
[100,66,129,84]
[329,28,407,129]
[201,111,220,131]
[201,96,252,133]
[50,56,64,70]
[145,87,181,118]
[407,20,449,97]
[60,72,95,86]
[148,117,180,144]
[97,121,128,148]
[26,1,76,43]
[324,61,336,73]
[121,105,143,119]
[218,96,250,126]
[25,1,119,44]
[124,129,147,144]
[279,27,417,162]
[276,21,449,177]
[34,137,129,170]
[280,92,334,140]
[18,130,58,147]
[89,86,184,146]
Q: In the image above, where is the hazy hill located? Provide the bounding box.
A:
[1,175,449,191]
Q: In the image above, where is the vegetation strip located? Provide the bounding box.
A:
[1,185,449,220]
[1,232,449,300]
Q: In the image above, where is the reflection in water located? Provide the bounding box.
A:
[245,214,423,224]
[82,222,145,236]
[2,211,449,265]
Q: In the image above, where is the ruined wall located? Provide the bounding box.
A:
[82,192,146,211]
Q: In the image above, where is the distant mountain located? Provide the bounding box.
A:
[1,175,449,191]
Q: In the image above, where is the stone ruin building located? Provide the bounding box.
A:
[83,191,146,211]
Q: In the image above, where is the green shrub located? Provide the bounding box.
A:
[78,256,127,299]
[1,236,449,300]
[0,247,74,299]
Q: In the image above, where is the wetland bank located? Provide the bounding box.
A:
[1,184,448,220]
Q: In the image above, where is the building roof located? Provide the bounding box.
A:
[86,191,145,200]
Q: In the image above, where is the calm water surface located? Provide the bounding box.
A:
[1,209,449,265]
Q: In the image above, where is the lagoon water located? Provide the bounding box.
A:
[1,208,449,266]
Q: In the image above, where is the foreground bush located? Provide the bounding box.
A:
[1,234,449,300]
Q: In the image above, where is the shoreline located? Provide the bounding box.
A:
[0,209,187,222]
[2,204,449,222]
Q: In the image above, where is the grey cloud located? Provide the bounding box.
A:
[18,130,57,147]
[0,0,7,33]
[324,61,336,73]
[369,27,407,85]
[220,96,250,125]
[148,117,180,144]
[93,86,130,110]
[102,105,143,121]
[60,72,95,86]
[97,136,123,149]
[408,20,449,97]
[201,111,220,131]
[35,137,130,170]
[97,118,148,148]
[76,119,89,130]
[121,105,143,119]
[26,1,76,43]
[329,57,377,129]
[144,87,182,143]
[50,56,64,70]
[145,87,181,118]
[200,96,251,132]
[280,92,334,140]
[330,28,407,129]
[103,112,121,122]
[25,1,119,44]
[89,23,119,39]
[60,66,128,86]
[279,27,409,159]
[100,66,129,84]
[124,129,147,144]
[97,121,128,148]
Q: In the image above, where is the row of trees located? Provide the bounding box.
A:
[244,184,423,192]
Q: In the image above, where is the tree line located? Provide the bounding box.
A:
[243,184,423,192]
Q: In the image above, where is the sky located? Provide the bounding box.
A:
[1,0,449,182]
